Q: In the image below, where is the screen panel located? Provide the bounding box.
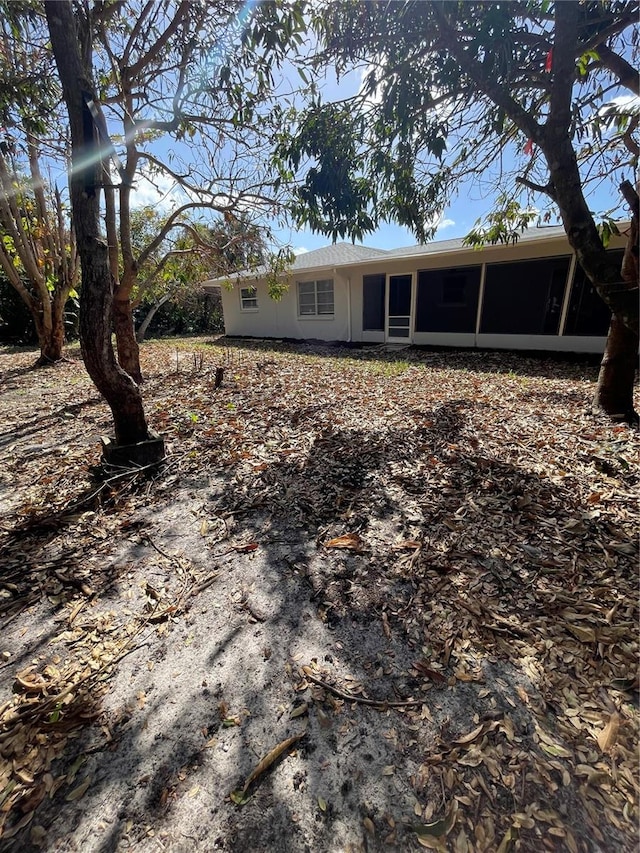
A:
[416,266,481,333]
[480,256,570,335]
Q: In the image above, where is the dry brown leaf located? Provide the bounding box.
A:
[453,723,485,746]
[565,624,597,643]
[596,713,620,752]
[363,816,375,837]
[324,533,364,551]
[234,732,305,800]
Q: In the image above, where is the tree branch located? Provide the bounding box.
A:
[516,175,556,200]
[620,179,639,216]
[136,202,231,269]
[431,6,544,143]
[122,1,191,81]
[577,6,640,55]
[547,2,579,136]
[595,43,640,95]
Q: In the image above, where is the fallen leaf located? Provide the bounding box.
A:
[596,713,620,752]
[454,723,485,746]
[231,732,304,804]
[565,624,596,643]
[363,816,376,836]
[65,776,92,802]
[325,533,364,551]
[496,825,518,853]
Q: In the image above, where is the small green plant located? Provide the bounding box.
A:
[367,359,410,377]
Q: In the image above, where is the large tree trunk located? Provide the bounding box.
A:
[595,191,640,424]
[113,296,143,383]
[34,311,65,365]
[541,138,638,422]
[595,315,639,423]
[45,0,151,447]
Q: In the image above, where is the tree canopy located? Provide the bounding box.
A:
[280,0,638,249]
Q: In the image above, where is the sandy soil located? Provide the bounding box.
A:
[0,338,638,853]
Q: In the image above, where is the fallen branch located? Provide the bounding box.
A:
[302,667,425,709]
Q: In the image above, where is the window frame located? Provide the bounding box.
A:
[296,278,335,318]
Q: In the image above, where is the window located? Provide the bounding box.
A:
[563,250,621,336]
[240,286,258,311]
[442,274,466,306]
[297,279,334,316]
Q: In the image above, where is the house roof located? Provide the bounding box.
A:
[292,242,389,269]
[204,223,621,286]
[382,224,574,259]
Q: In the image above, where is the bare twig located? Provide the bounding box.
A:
[302,668,425,709]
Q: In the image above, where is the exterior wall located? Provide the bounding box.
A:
[218,271,352,341]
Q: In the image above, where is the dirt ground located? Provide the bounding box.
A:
[0,337,638,853]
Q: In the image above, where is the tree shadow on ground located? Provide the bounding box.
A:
[2,353,636,852]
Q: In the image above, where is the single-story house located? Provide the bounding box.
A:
[204,224,629,353]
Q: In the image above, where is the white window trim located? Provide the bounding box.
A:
[239,285,259,312]
[296,278,335,318]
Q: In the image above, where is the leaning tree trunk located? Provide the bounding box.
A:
[595,315,639,423]
[541,138,638,422]
[136,293,171,343]
[113,295,143,383]
[45,0,151,447]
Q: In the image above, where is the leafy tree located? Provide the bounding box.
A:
[0,6,79,365]
[279,0,639,423]
[83,0,304,382]
[42,0,303,451]
[129,207,267,343]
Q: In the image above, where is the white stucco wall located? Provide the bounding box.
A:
[218,272,352,341]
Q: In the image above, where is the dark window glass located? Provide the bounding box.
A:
[563,250,621,336]
[480,256,570,335]
[416,266,481,333]
[363,274,385,331]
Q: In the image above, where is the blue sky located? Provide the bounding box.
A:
[114,15,634,259]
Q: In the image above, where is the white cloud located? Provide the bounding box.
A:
[293,246,309,255]
[436,218,455,232]
[130,171,181,212]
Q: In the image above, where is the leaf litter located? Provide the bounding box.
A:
[0,338,638,852]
